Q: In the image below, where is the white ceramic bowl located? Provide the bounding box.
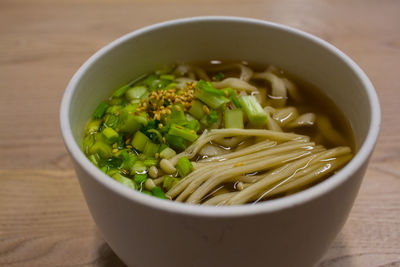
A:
[60,17,380,267]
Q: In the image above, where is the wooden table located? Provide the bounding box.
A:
[1,0,399,266]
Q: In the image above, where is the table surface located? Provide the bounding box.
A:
[1,0,399,266]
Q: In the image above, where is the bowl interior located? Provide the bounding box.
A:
[69,18,373,153]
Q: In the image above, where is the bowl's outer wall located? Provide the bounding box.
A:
[65,18,377,267]
[74,160,369,267]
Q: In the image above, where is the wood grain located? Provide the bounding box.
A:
[0,0,399,266]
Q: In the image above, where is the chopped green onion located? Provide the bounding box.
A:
[168,124,198,142]
[125,86,148,101]
[227,88,241,108]
[102,127,119,143]
[134,173,147,184]
[197,80,225,96]
[163,176,180,191]
[143,74,158,88]
[106,105,122,115]
[120,152,137,170]
[152,186,167,199]
[112,173,135,190]
[112,84,131,98]
[144,159,158,166]
[160,74,174,80]
[143,141,160,157]
[131,131,150,152]
[85,119,102,134]
[166,104,186,126]
[93,101,109,119]
[119,112,140,133]
[176,156,193,177]
[182,119,200,132]
[165,134,187,151]
[100,157,123,170]
[158,143,168,152]
[224,109,244,129]
[90,141,112,158]
[141,190,152,196]
[214,72,224,81]
[88,154,100,166]
[109,98,124,105]
[147,129,163,143]
[207,111,219,124]
[188,100,206,120]
[194,87,229,109]
[103,114,119,129]
[83,134,95,154]
[131,160,147,174]
[119,105,148,133]
[239,95,268,125]
[160,147,176,159]
[165,82,177,89]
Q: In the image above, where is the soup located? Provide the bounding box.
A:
[82,62,354,205]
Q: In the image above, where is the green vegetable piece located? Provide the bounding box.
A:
[227,88,241,108]
[147,129,163,143]
[125,86,148,101]
[109,98,124,105]
[176,156,193,177]
[188,100,206,120]
[86,119,102,134]
[112,84,131,98]
[224,109,244,129]
[163,176,180,191]
[239,95,268,125]
[160,74,174,80]
[214,72,224,81]
[82,134,95,154]
[157,79,172,89]
[93,101,109,119]
[207,111,219,124]
[119,112,140,133]
[152,186,167,199]
[103,114,119,129]
[88,154,100,166]
[165,82,177,90]
[131,131,150,152]
[112,173,136,190]
[90,141,112,158]
[182,119,200,132]
[144,159,158,166]
[106,105,123,115]
[100,157,123,170]
[143,141,160,157]
[131,160,147,174]
[197,80,225,96]
[194,87,229,109]
[120,152,137,170]
[134,173,147,184]
[166,104,186,125]
[165,134,187,151]
[160,147,176,159]
[168,124,198,142]
[102,127,119,142]
[143,74,158,88]
[142,190,152,196]
[119,108,148,133]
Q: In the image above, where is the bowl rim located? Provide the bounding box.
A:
[60,16,381,217]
